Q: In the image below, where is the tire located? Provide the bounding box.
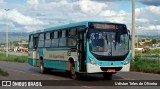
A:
[40,61,51,74]
[103,73,112,79]
[40,62,45,74]
[66,70,71,77]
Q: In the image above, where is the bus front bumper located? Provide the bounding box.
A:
[86,63,130,73]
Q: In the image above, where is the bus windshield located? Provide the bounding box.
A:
[89,29,129,56]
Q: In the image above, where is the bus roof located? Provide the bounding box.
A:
[29,21,125,35]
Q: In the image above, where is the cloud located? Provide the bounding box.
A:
[1,0,159,33]
[79,0,108,15]
[99,10,116,17]
[136,6,160,22]
[0,0,5,3]
[0,9,47,32]
[0,0,132,32]
[136,5,160,30]
[138,25,160,30]
[136,18,149,23]
[27,0,39,5]
[99,10,131,25]
[0,9,45,26]
[140,0,160,6]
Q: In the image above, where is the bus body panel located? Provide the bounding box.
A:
[121,63,130,71]
[28,50,38,66]
[43,59,78,71]
[36,48,79,71]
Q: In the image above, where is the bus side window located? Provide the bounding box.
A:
[59,30,66,46]
[70,28,77,36]
[67,28,77,46]
[52,31,58,47]
[38,33,44,47]
[45,32,51,47]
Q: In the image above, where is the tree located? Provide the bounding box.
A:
[151,39,157,44]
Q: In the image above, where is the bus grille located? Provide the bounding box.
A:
[100,67,122,71]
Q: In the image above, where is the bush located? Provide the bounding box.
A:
[0,68,9,77]
[0,53,27,63]
[131,56,160,74]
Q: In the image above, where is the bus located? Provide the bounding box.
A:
[28,21,131,79]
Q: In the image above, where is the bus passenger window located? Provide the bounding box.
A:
[54,31,58,39]
[46,33,50,40]
[70,28,77,36]
[45,32,51,47]
[62,30,66,38]
[38,33,45,47]
[52,31,58,47]
[59,30,66,46]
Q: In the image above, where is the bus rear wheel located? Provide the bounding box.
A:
[40,61,51,74]
[40,62,45,74]
[103,73,112,79]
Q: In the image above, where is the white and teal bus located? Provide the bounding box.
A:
[28,21,131,79]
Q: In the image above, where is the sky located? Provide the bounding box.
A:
[0,0,160,35]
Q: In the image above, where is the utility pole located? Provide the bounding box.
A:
[4,9,10,57]
[131,0,136,60]
[136,26,138,48]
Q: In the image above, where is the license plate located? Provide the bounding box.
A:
[107,69,116,72]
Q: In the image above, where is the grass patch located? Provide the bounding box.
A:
[0,68,9,77]
[136,49,160,57]
[0,53,27,63]
[131,56,160,74]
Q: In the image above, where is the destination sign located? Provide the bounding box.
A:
[92,23,125,29]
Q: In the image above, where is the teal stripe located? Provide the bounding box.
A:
[28,58,79,72]
[28,58,38,66]
[43,59,78,72]
[46,47,70,51]
[28,49,36,51]
[44,60,68,70]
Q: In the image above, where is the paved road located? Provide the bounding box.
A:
[0,61,160,89]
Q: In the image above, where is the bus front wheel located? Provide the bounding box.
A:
[70,66,78,79]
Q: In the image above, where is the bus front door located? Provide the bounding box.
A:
[32,35,38,66]
[78,31,86,72]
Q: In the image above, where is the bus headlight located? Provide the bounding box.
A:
[89,57,97,65]
[124,60,129,65]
